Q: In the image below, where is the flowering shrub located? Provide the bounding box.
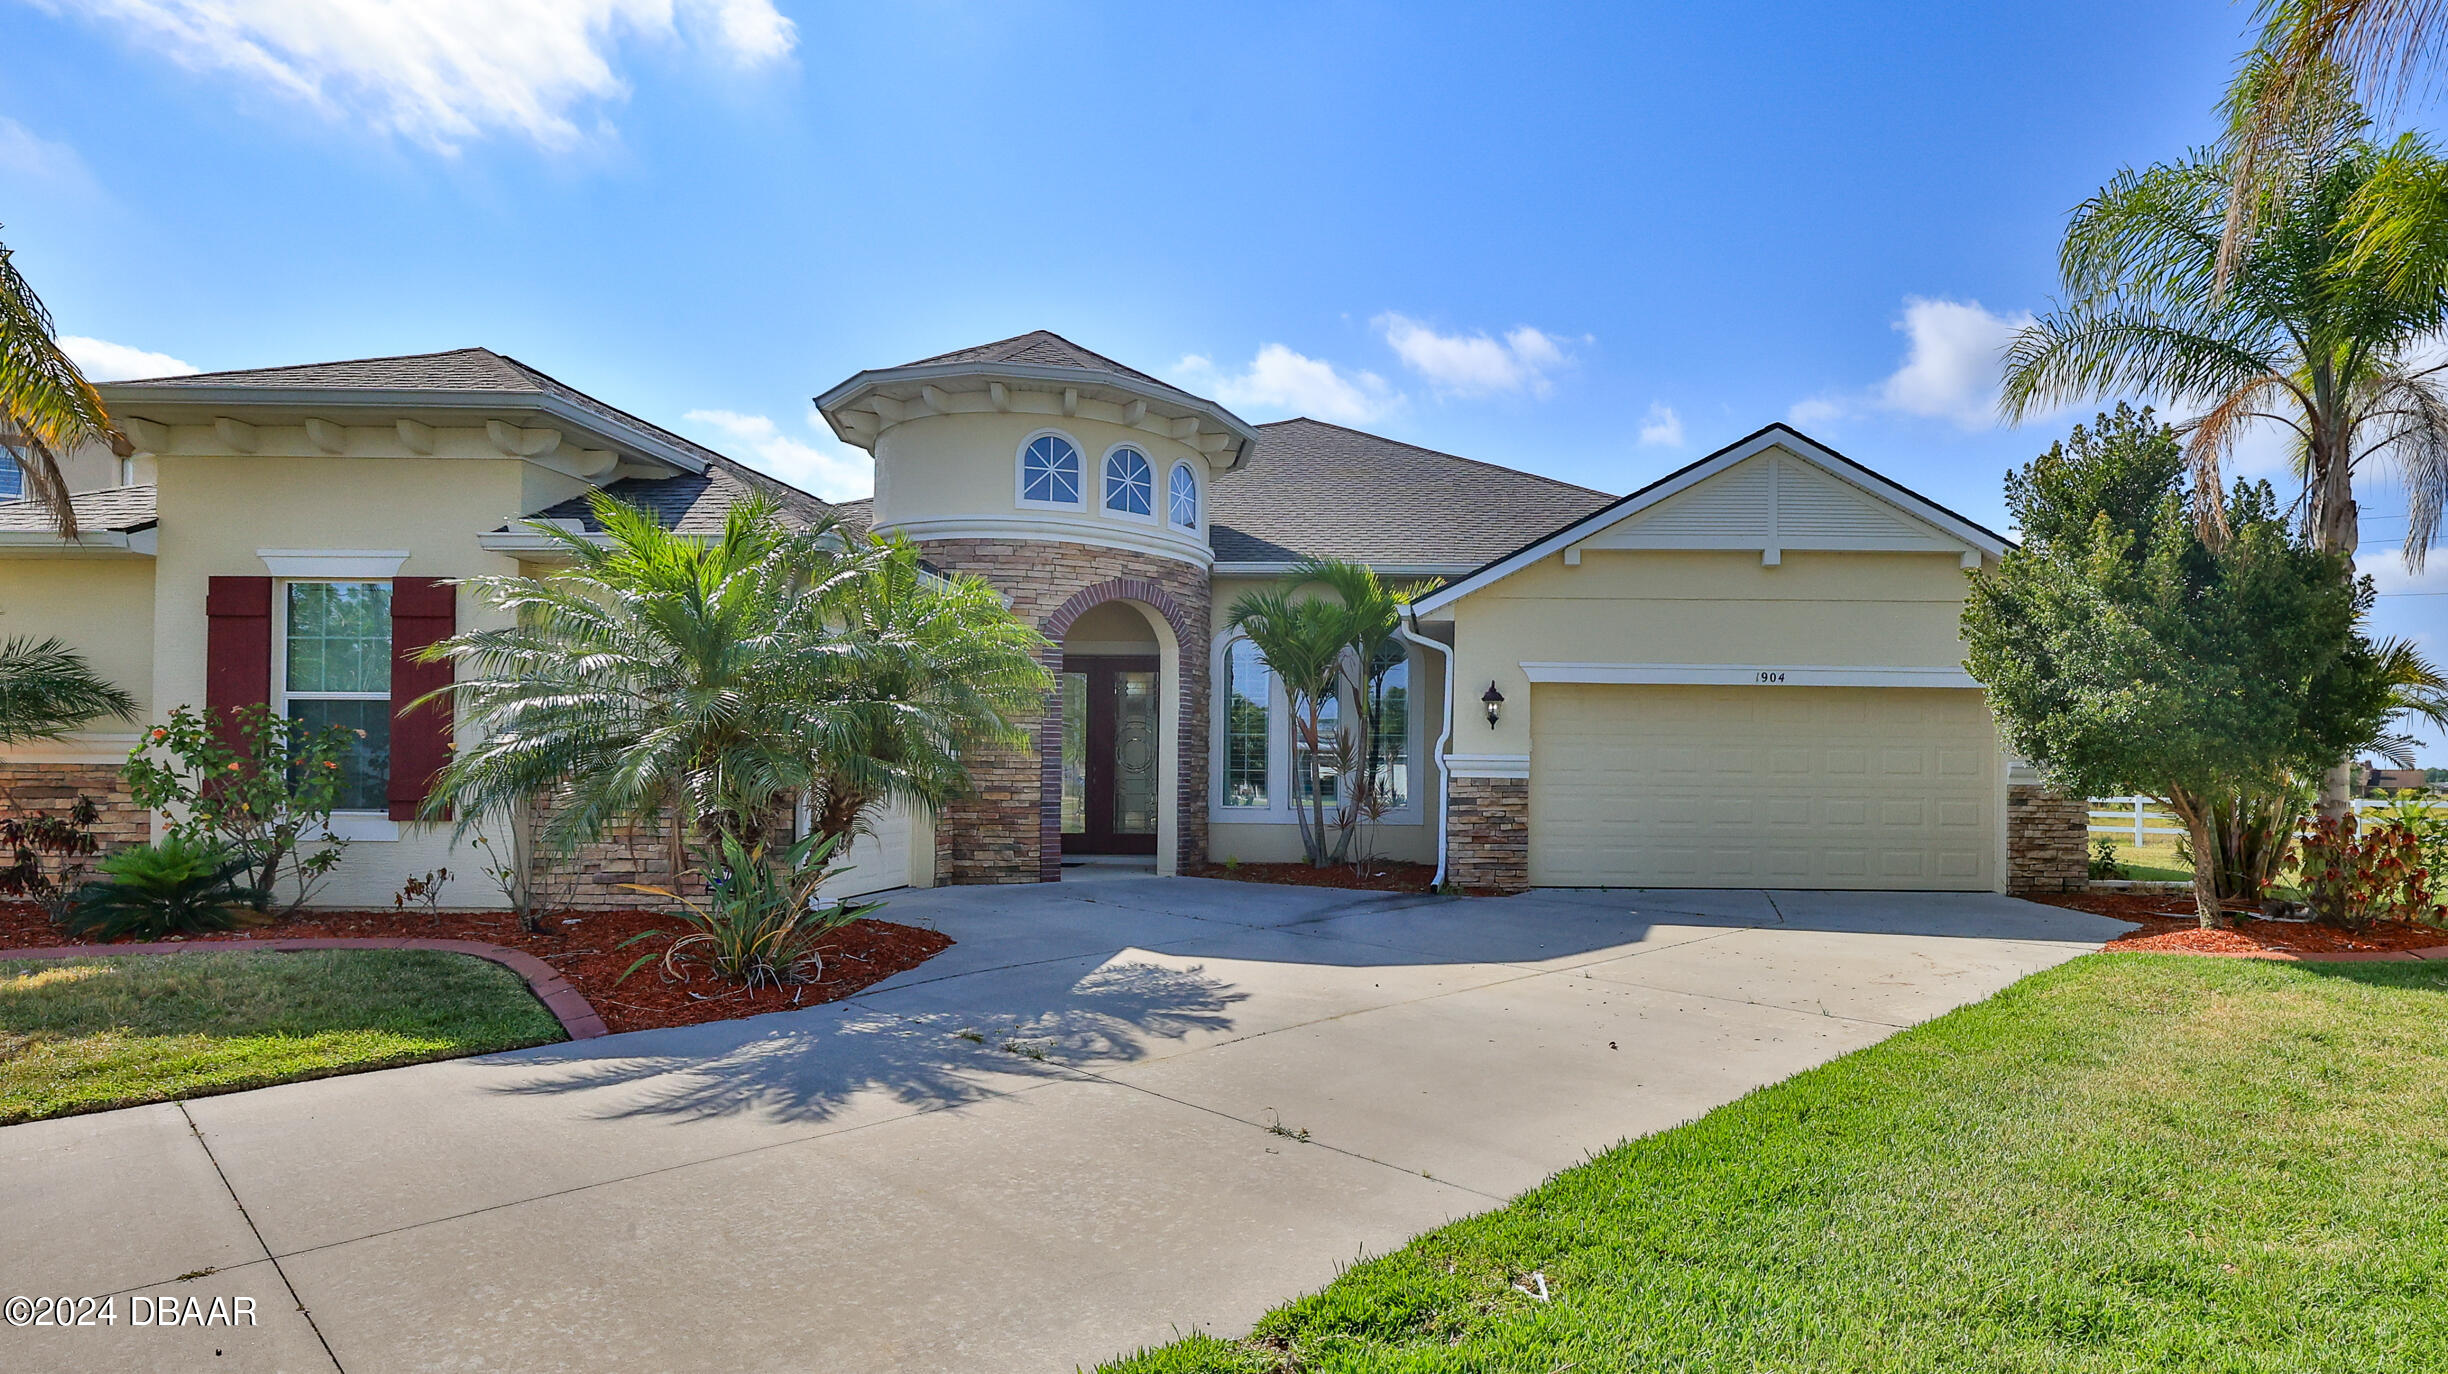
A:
[121,704,356,914]
[2296,813,2444,929]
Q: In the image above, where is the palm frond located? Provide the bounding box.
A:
[0,230,127,538]
[0,635,138,743]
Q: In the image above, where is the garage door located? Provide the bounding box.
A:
[818,797,914,900]
[1528,684,1997,890]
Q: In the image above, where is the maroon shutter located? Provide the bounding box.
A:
[204,576,273,757]
[388,577,456,822]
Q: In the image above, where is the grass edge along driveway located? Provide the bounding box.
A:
[0,948,565,1124]
[1100,954,2448,1373]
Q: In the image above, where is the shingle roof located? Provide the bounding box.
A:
[898,331,1177,393]
[107,347,732,475]
[523,453,834,537]
[1208,418,1613,566]
[0,484,156,534]
[829,497,874,537]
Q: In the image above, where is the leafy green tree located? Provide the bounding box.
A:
[419,494,1050,878]
[1965,410,2394,926]
[0,229,129,538]
[0,635,135,742]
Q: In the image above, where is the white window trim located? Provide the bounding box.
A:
[257,549,410,579]
[1207,631,1423,826]
[273,577,398,838]
[1167,460,1201,533]
[1100,444,1159,524]
[1015,429,1087,512]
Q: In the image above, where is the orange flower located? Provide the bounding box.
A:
[226,762,242,772]
[324,760,340,769]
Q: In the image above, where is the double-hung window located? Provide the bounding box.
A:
[1222,639,1271,808]
[279,581,392,812]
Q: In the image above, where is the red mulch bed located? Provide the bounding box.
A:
[2027,890,2448,957]
[1189,860,1442,894]
[0,901,951,1035]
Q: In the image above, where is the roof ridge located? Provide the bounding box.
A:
[1253,416,1612,497]
[116,346,514,387]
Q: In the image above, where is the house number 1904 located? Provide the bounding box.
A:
[1755,670,1788,683]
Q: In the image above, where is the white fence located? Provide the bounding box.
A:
[2088,795,2423,845]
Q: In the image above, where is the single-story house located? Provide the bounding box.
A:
[0,331,2087,908]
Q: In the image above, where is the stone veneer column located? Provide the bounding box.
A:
[1446,775,1529,893]
[914,538,1210,884]
[2006,782,2089,894]
[0,761,150,880]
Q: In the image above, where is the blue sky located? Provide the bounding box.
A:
[2,0,2440,760]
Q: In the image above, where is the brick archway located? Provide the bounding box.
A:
[1037,578,1201,881]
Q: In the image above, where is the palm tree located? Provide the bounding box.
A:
[1,229,127,538]
[2223,2,2448,283]
[1225,586,1359,867]
[2002,72,2448,810]
[419,494,1049,879]
[1281,557,1433,864]
[0,635,137,742]
[2365,635,2448,768]
[798,538,1054,847]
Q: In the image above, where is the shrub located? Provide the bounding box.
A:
[2088,836,2126,880]
[63,837,258,940]
[122,704,354,914]
[2296,814,2444,929]
[0,797,100,922]
[618,830,883,991]
[2374,789,2448,877]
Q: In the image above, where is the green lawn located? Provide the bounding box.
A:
[0,949,565,1124]
[1101,955,2448,1373]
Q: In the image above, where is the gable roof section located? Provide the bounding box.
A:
[101,347,719,476]
[517,451,834,538]
[1210,418,1614,569]
[1406,423,2011,615]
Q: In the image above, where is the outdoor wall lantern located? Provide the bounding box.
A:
[1482,681,1505,729]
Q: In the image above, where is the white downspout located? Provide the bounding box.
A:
[1398,609,1456,890]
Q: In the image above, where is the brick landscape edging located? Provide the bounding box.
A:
[0,937,608,1039]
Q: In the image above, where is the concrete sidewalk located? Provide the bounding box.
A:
[0,877,2127,1373]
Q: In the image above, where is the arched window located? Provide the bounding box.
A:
[1168,461,1199,530]
[1104,447,1154,517]
[1019,433,1083,506]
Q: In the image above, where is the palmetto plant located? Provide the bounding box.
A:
[0,228,128,539]
[617,829,883,992]
[419,493,1049,873]
[0,635,137,743]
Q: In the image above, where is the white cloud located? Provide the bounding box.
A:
[1174,345,1398,424]
[48,0,795,153]
[1787,297,2036,432]
[1375,313,1578,397]
[1637,402,1683,447]
[0,116,90,186]
[682,408,870,502]
[1877,297,2033,427]
[59,336,198,381]
[2359,545,2448,597]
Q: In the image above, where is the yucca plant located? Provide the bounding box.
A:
[616,829,883,992]
[63,837,258,941]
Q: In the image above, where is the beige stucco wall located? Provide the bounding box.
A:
[151,448,532,908]
[871,410,1214,566]
[0,555,156,759]
[1447,548,1983,757]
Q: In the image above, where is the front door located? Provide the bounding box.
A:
[1061,655,1160,855]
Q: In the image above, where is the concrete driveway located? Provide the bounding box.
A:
[0,876,2127,1373]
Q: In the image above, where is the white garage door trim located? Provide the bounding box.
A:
[1528,683,2001,892]
[1522,661,1978,688]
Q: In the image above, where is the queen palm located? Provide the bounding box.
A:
[419,494,1048,874]
[1,229,126,538]
[1225,585,1360,868]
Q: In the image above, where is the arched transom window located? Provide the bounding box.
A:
[1020,434,1083,506]
[1168,461,1199,530]
[1105,446,1154,517]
